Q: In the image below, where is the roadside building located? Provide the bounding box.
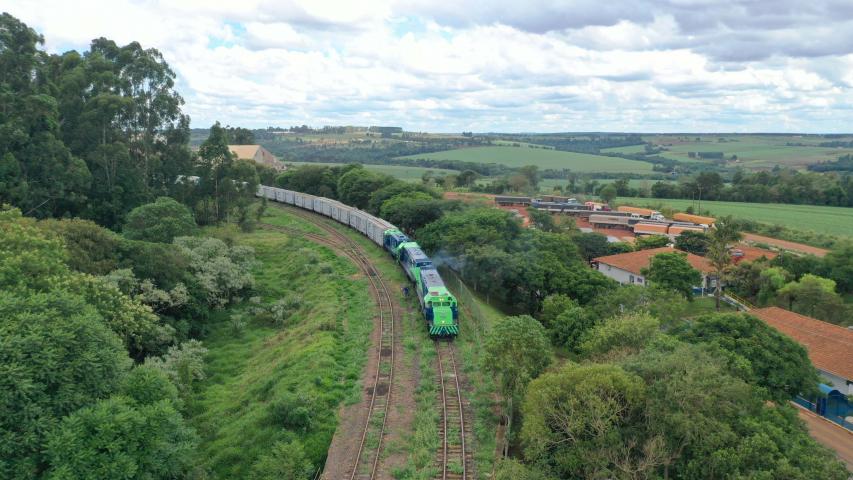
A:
[751,307,853,395]
[228,145,286,171]
[592,246,716,291]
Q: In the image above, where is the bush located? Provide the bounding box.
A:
[123,197,197,243]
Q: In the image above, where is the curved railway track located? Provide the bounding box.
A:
[262,205,474,479]
[435,341,471,480]
[260,206,395,480]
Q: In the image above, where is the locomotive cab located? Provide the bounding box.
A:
[383,229,410,257]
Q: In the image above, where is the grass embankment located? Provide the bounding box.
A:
[187,209,374,478]
[399,146,653,174]
[616,197,853,238]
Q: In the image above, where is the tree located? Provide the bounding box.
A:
[622,343,848,480]
[574,232,613,262]
[777,274,846,324]
[634,234,669,250]
[173,236,255,308]
[706,216,742,310]
[123,196,196,243]
[641,252,701,299]
[538,294,592,350]
[521,363,647,478]
[599,183,617,204]
[367,181,438,215]
[823,243,853,294]
[580,312,661,359]
[483,315,551,456]
[674,230,710,256]
[145,340,208,397]
[337,167,395,209]
[0,291,130,478]
[0,207,70,294]
[193,122,259,225]
[37,218,121,275]
[527,207,558,232]
[249,440,313,480]
[379,193,449,233]
[518,164,539,188]
[675,313,819,401]
[226,126,256,144]
[45,396,197,480]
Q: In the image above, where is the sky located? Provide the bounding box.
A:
[5,0,853,133]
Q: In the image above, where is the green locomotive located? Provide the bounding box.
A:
[383,229,458,337]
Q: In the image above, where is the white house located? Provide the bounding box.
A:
[592,246,716,291]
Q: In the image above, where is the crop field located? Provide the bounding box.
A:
[398,146,654,173]
[646,134,853,169]
[285,161,457,181]
[617,197,853,237]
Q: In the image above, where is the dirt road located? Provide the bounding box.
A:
[796,405,853,471]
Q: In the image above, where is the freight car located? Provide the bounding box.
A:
[257,185,459,337]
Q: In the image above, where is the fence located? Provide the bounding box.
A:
[794,388,853,431]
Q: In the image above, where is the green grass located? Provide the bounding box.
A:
[616,197,853,237]
[187,210,374,478]
[600,144,648,154]
[684,297,735,316]
[398,146,654,173]
[646,134,853,170]
[285,161,458,182]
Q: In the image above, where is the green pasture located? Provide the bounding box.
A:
[617,197,853,237]
[398,146,654,173]
[646,134,853,169]
[600,144,648,154]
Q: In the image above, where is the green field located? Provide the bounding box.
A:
[617,197,853,237]
[600,144,648,154]
[646,135,853,169]
[398,146,654,173]
[285,161,457,181]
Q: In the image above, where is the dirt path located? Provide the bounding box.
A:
[742,233,829,257]
[795,405,853,471]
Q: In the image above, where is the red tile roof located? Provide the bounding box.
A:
[593,246,714,275]
[751,307,853,381]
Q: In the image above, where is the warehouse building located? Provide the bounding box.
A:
[592,246,716,292]
[228,145,286,171]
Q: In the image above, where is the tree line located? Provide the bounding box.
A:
[622,169,853,207]
[0,13,270,230]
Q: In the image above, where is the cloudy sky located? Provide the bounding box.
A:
[5,0,853,132]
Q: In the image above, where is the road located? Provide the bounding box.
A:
[795,405,853,472]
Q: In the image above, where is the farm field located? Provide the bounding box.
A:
[398,146,654,173]
[284,161,457,181]
[646,134,853,169]
[600,144,648,154]
[616,197,853,237]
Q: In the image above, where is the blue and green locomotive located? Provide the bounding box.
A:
[384,230,459,337]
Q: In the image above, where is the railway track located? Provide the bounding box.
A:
[435,341,471,480]
[260,206,395,480]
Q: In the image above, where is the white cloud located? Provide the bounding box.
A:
[3,0,853,131]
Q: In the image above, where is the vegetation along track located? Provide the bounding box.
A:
[435,340,472,480]
[260,206,396,480]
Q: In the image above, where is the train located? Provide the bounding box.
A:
[257,185,459,337]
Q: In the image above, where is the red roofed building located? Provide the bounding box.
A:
[592,246,717,291]
[751,307,853,395]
